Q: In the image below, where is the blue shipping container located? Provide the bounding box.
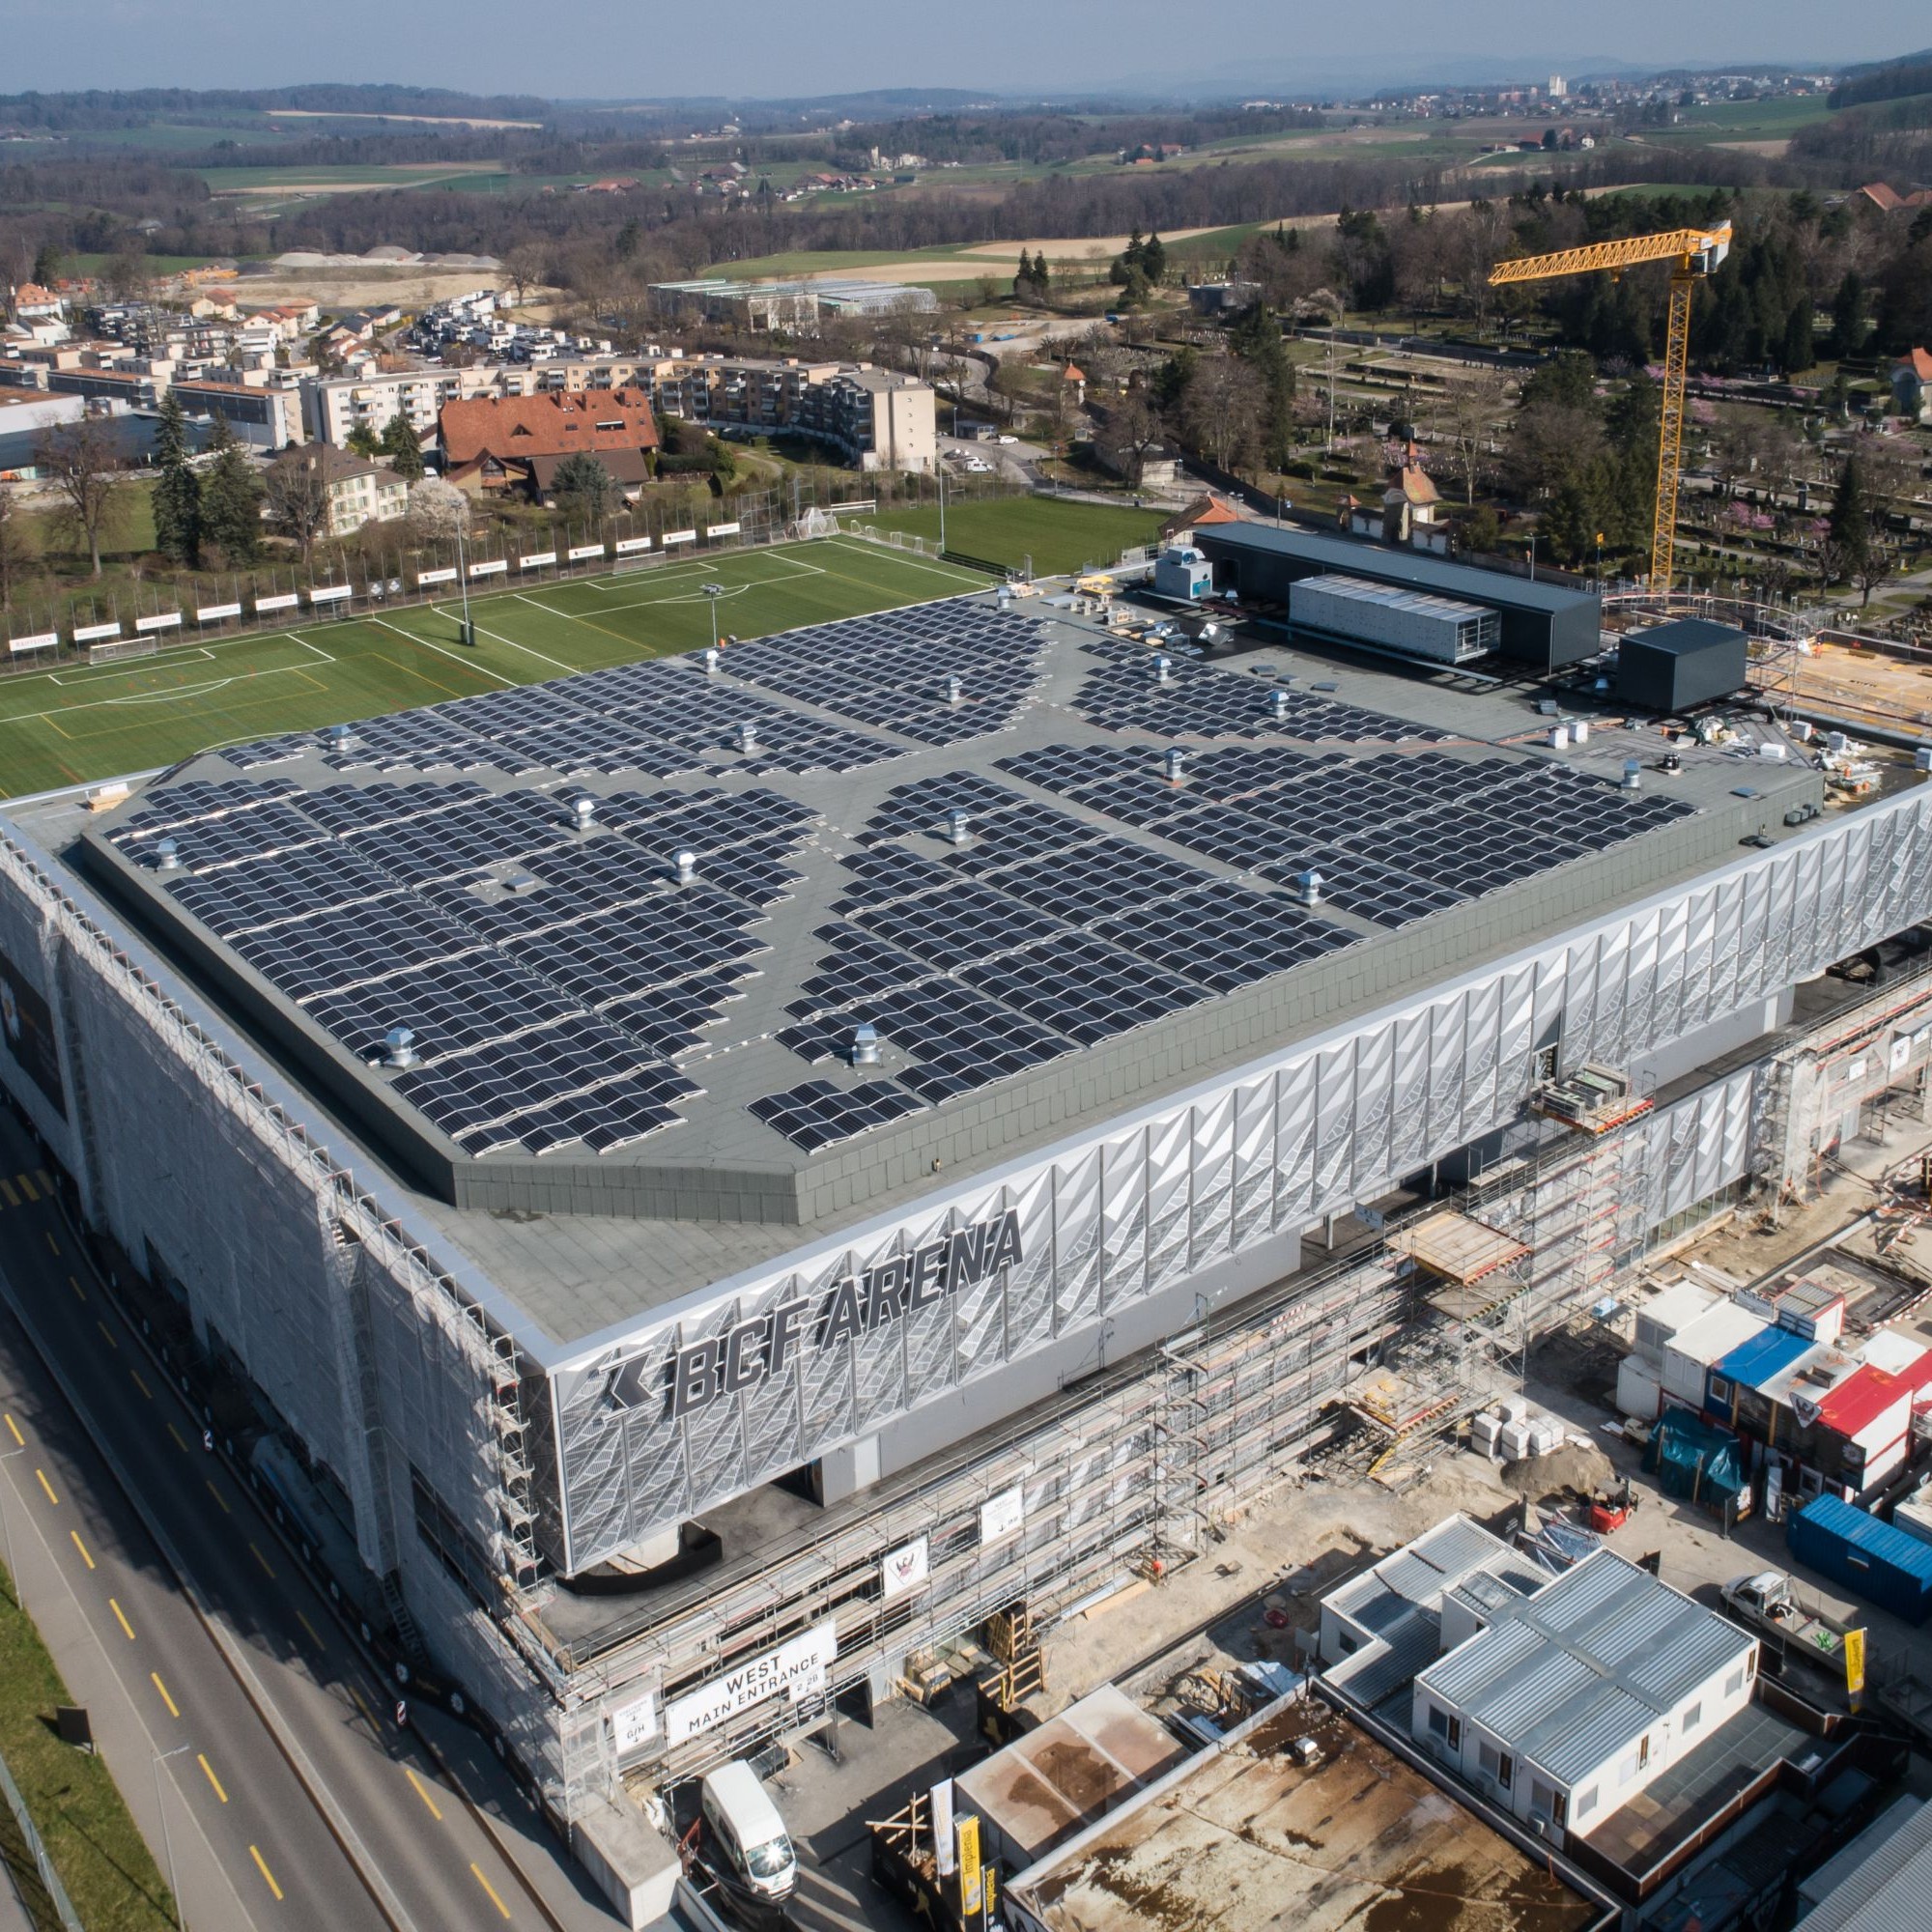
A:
[1787,1493,1932,1625]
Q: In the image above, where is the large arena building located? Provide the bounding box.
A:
[4,565,1930,1912]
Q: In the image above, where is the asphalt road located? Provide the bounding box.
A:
[0,1108,611,1932]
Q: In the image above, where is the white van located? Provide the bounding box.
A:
[699,1761,797,1899]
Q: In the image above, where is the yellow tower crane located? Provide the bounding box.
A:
[1488,221,1731,595]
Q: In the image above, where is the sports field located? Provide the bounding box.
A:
[0,538,985,800]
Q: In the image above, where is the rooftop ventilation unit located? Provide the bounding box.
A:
[571,796,597,832]
[1152,654,1172,684]
[1297,868,1324,907]
[737,721,758,753]
[1549,723,1571,751]
[674,849,697,884]
[947,808,973,847]
[154,837,183,872]
[1164,748,1187,783]
[852,1022,881,1066]
[1571,718,1590,744]
[1268,688,1292,721]
[702,646,721,675]
[325,723,355,750]
[1623,758,1643,791]
[946,673,964,706]
[384,1025,419,1069]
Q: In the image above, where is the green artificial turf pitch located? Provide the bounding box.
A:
[0,538,987,800]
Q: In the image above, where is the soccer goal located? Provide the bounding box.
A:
[796,507,840,540]
[613,553,658,576]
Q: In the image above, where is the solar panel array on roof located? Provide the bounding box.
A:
[1002,740,1694,928]
[106,774,822,1158]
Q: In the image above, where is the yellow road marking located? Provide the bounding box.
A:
[167,1423,188,1453]
[69,1274,86,1302]
[130,1369,151,1400]
[296,1609,324,1650]
[110,1598,135,1640]
[206,1480,231,1516]
[349,1686,374,1727]
[71,1530,94,1570]
[249,1542,274,1579]
[0,1179,17,1208]
[15,1174,37,1204]
[43,1232,58,1257]
[249,1845,283,1901]
[470,1863,510,1919]
[405,1766,442,1820]
[34,1171,49,1194]
[151,1672,180,1718]
[35,1469,56,1506]
[198,1753,228,1804]
[96,1320,117,1351]
[3,1415,21,1448]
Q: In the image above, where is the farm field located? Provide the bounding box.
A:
[0,538,985,799]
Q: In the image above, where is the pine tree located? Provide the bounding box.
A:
[1826,452,1870,582]
[151,389,202,567]
[1229,301,1295,469]
[380,412,425,483]
[1141,232,1167,287]
[1779,299,1814,376]
[197,415,262,565]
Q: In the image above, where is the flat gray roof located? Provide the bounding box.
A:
[49,591,1822,1347]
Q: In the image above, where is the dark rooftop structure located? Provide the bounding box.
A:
[1192,523,1604,670]
[1617,618,1751,715]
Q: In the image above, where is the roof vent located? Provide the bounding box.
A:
[947,808,973,847]
[1152,653,1172,684]
[154,837,183,872]
[571,795,597,832]
[1571,718,1591,744]
[1297,868,1324,907]
[1268,688,1292,721]
[1164,747,1187,783]
[674,849,697,884]
[384,1025,419,1069]
[1549,723,1572,751]
[737,721,758,753]
[702,646,721,675]
[946,673,964,706]
[325,722,355,749]
[852,1022,881,1066]
[1623,758,1643,791]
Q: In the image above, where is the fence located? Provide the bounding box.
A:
[0,1742,84,1932]
[3,483,810,677]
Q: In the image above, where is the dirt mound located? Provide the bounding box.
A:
[1499,1439,1616,1500]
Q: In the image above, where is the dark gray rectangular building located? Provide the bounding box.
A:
[1193,524,1603,671]
[1617,619,1749,714]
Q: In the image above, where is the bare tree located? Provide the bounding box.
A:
[1427,367,1510,505]
[1098,392,1165,488]
[36,417,127,580]
[1184,357,1264,473]
[502,243,550,309]
[264,453,332,564]
[0,485,32,612]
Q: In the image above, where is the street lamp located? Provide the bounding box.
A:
[700,583,725,654]
[153,1744,191,1930]
[454,520,475,647]
[937,461,947,556]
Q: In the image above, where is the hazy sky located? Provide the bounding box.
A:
[2,0,1925,99]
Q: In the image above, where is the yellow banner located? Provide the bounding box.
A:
[957,1817,982,1916]
[1845,1627,1866,1699]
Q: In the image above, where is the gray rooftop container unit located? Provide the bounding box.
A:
[1290,573,1499,666]
[1193,523,1602,671]
[1616,619,1749,715]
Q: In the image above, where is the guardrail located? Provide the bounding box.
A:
[0,1740,85,1932]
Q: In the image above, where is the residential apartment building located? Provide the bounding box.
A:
[310,353,935,473]
[270,445,410,537]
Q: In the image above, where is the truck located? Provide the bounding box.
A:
[1720,1570,1851,1668]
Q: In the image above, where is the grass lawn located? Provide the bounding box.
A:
[861,496,1166,577]
[0,1576,174,1931]
[0,537,987,798]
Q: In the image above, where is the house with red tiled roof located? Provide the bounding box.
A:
[439,388,661,500]
[1859,181,1932,213]
[10,283,65,321]
[1160,493,1242,543]
[1891,348,1932,423]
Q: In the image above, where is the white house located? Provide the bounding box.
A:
[1408,1549,1758,1847]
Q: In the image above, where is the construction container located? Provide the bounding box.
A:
[1890,1492,1932,1548]
[1288,573,1499,667]
[1616,1357,1662,1421]
[1617,618,1749,714]
[1662,1302,1768,1409]
[1787,1493,1932,1625]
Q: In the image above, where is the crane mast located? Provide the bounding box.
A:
[1489,222,1731,595]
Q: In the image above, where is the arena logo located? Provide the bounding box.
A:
[644,1208,1023,1421]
